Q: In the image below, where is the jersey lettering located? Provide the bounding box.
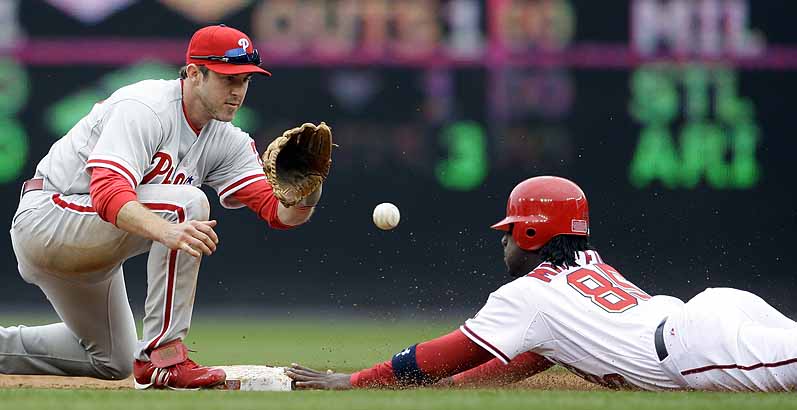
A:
[142,152,173,184]
[600,264,651,301]
[566,264,645,313]
[162,168,174,184]
[173,172,186,185]
[527,263,565,283]
[139,152,193,185]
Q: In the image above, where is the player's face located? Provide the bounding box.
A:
[501,225,540,277]
[197,70,252,122]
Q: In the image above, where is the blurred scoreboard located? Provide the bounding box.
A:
[2,1,795,191]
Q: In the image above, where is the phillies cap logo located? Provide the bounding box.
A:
[238,38,250,51]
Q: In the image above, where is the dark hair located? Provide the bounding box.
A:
[538,235,595,269]
[179,65,209,79]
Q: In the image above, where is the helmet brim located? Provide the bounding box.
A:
[204,62,272,76]
[490,215,546,231]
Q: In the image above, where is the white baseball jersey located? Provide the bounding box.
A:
[33,79,265,208]
[461,251,685,390]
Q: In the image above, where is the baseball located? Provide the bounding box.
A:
[373,203,400,230]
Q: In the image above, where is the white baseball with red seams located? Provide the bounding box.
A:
[2,78,267,377]
[372,202,400,230]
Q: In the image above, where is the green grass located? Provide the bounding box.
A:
[2,316,797,409]
[183,317,461,371]
[3,389,797,410]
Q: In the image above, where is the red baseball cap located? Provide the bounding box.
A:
[186,25,271,76]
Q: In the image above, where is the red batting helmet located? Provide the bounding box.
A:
[491,176,589,251]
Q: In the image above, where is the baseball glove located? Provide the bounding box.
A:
[262,122,333,207]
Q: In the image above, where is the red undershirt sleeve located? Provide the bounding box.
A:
[414,329,495,378]
[349,360,397,388]
[230,178,293,230]
[451,351,554,386]
[89,167,138,225]
[350,329,494,388]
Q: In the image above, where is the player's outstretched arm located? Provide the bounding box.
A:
[440,351,554,387]
[287,329,494,390]
[231,180,321,228]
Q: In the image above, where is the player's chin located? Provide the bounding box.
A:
[216,106,238,122]
[503,258,513,276]
[215,112,235,123]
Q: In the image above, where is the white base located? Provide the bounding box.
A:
[215,365,293,391]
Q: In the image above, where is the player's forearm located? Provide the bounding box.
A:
[88,167,138,225]
[450,352,554,387]
[351,329,494,388]
[115,200,173,242]
[275,184,322,226]
[276,204,314,226]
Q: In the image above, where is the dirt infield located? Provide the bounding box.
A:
[0,371,603,390]
[514,372,606,391]
[0,375,131,389]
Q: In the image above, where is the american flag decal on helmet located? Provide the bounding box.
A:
[571,219,588,233]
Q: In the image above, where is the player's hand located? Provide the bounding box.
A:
[158,220,219,258]
[286,363,353,390]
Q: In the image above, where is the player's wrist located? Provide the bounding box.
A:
[297,184,322,208]
[277,204,312,226]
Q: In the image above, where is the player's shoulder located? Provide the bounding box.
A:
[491,274,549,301]
[105,79,181,114]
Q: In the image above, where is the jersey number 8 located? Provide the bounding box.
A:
[566,264,651,313]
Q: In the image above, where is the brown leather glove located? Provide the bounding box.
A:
[262,122,333,207]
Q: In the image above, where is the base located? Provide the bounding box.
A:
[214,365,293,391]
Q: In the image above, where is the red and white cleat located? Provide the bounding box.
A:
[133,339,226,390]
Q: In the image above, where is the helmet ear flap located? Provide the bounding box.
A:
[512,221,538,251]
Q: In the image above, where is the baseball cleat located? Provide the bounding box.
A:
[133,339,226,390]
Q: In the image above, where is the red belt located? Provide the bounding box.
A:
[21,178,44,196]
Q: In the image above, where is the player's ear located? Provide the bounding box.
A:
[186,64,204,84]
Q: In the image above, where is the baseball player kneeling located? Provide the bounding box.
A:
[288,176,797,392]
[2,25,332,390]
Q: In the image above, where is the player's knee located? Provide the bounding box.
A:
[91,337,136,380]
[181,186,210,221]
[94,357,133,380]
